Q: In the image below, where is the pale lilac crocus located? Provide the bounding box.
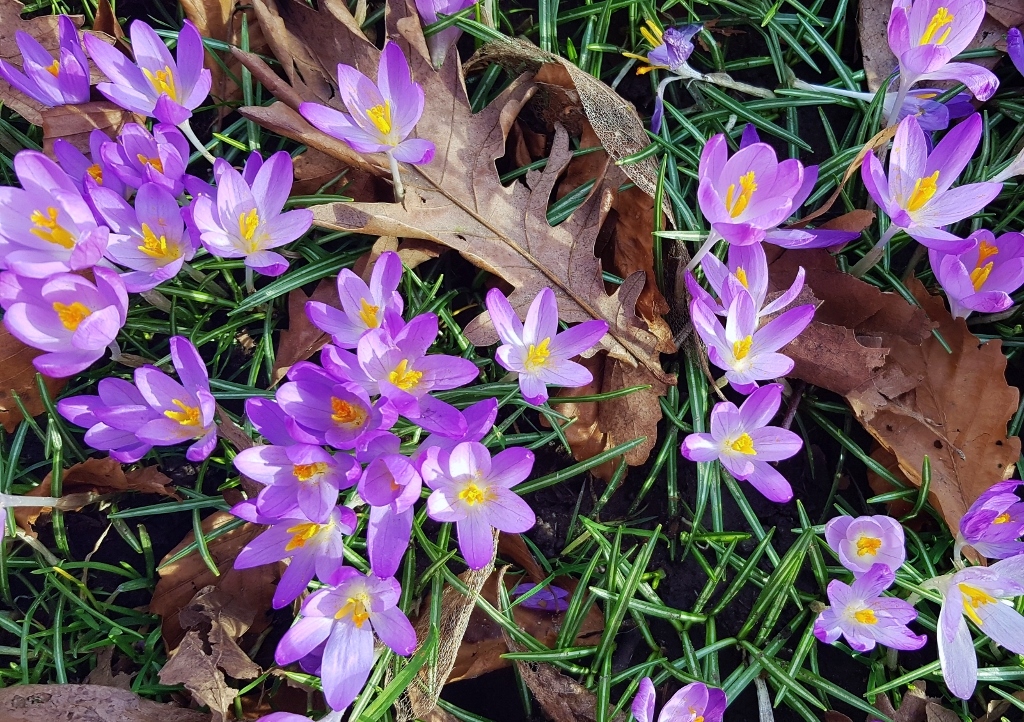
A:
[423,441,536,570]
[245,397,298,446]
[1010,28,1024,77]
[101,123,191,197]
[926,555,1024,699]
[53,129,127,202]
[886,0,998,125]
[854,113,1002,276]
[680,384,802,502]
[412,397,498,471]
[57,377,160,462]
[192,152,313,284]
[814,563,926,653]
[234,444,359,523]
[512,582,569,612]
[360,452,423,577]
[275,567,416,712]
[415,0,476,67]
[791,80,973,132]
[0,268,127,378]
[0,15,89,108]
[307,250,405,347]
[956,480,1024,560]
[234,502,358,608]
[690,292,813,394]
[300,42,434,200]
[686,241,805,321]
[90,182,195,292]
[825,515,906,576]
[0,150,108,278]
[930,229,1024,319]
[632,677,726,722]
[485,287,608,406]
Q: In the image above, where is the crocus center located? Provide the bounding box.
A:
[87,163,103,184]
[330,397,367,427]
[138,223,176,261]
[906,170,939,212]
[335,591,371,627]
[293,462,329,482]
[52,301,91,331]
[45,59,61,77]
[728,432,756,455]
[164,398,201,426]
[367,101,393,136]
[389,359,423,391]
[458,482,488,506]
[30,207,75,249]
[732,335,753,361]
[143,66,178,101]
[970,241,999,292]
[735,267,749,289]
[994,512,1012,524]
[524,337,552,371]
[959,582,997,626]
[919,6,954,45]
[853,608,878,625]
[284,521,322,551]
[137,154,164,174]
[855,536,882,556]
[238,209,261,251]
[725,171,757,218]
[627,20,667,74]
[358,298,380,329]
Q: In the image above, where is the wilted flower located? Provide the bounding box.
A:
[623,22,701,133]
[274,567,416,712]
[824,515,906,577]
[101,123,191,196]
[0,150,108,277]
[57,377,160,462]
[814,563,926,652]
[415,0,476,67]
[423,441,536,569]
[85,19,211,125]
[53,130,127,201]
[307,250,405,347]
[0,15,89,108]
[486,287,608,406]
[1010,27,1024,77]
[930,230,1024,319]
[680,383,802,503]
[686,241,805,321]
[632,677,726,722]
[512,582,570,612]
[957,481,1024,560]
[360,452,422,577]
[0,268,127,377]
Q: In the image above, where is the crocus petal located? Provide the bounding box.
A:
[917,62,999,101]
[744,461,794,502]
[457,513,496,570]
[321,623,374,712]
[275,617,334,665]
[938,605,977,700]
[370,605,417,656]
[631,678,656,722]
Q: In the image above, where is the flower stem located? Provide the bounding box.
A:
[387,150,405,203]
[245,266,255,295]
[178,119,218,165]
[107,340,123,365]
[685,230,722,273]
[181,262,228,298]
[884,79,909,128]
[848,224,898,278]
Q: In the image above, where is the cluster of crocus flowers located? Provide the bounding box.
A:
[930,230,1024,319]
[0,15,90,108]
[632,677,726,722]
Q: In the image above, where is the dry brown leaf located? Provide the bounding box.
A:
[42,101,137,156]
[0,685,210,722]
[824,713,854,722]
[0,323,66,433]
[181,0,268,109]
[85,646,134,690]
[817,209,876,236]
[92,0,125,45]
[271,278,339,384]
[872,680,961,722]
[987,0,1024,28]
[292,147,387,200]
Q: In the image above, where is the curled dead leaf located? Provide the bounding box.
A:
[0,685,210,722]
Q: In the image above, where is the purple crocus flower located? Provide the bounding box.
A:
[307,250,405,348]
[415,0,476,67]
[57,377,160,462]
[1010,28,1024,77]
[192,152,313,278]
[930,229,1024,319]
[793,80,973,133]
[412,397,498,471]
[423,441,536,570]
[100,123,191,197]
[245,397,298,446]
[824,515,906,576]
[0,268,127,378]
[233,443,359,523]
[686,241,805,321]
[957,481,1024,560]
[632,677,726,722]
[485,287,609,406]
[927,555,1024,699]
[0,150,108,278]
[84,19,212,126]
[0,15,89,108]
[814,563,926,653]
[690,292,813,394]
[275,567,416,712]
[512,582,570,612]
[621,22,702,133]
[360,452,423,578]
[90,182,195,292]
[680,384,802,502]
[53,130,128,201]
[300,42,435,169]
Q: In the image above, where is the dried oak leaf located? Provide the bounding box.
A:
[271,277,339,384]
[0,684,210,722]
[181,0,269,109]
[0,323,66,433]
[872,680,960,722]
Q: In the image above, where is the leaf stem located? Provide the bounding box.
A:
[849,224,898,278]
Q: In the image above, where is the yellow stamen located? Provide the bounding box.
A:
[30,207,75,249]
[724,171,757,218]
[285,522,322,551]
[995,512,1012,524]
[137,223,176,261]
[729,432,756,455]
[293,462,329,482]
[52,301,91,331]
[735,266,749,289]
[856,536,882,556]
[959,583,996,626]
[330,397,367,427]
[335,593,371,627]
[46,60,61,77]
[970,262,994,292]
[458,482,487,506]
[976,240,999,265]
[388,359,423,391]
[367,101,393,136]
[524,337,552,371]
[164,398,201,426]
[238,208,260,251]
[137,154,164,174]
[732,335,753,361]
[906,170,940,212]
[640,21,663,48]
[358,298,380,329]
[142,66,177,101]
[920,7,954,45]
[86,163,103,184]
[854,608,878,625]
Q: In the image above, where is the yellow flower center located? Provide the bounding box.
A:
[164,398,201,426]
[725,171,757,218]
[735,266,749,289]
[30,207,75,249]
[970,241,999,292]
[293,462,329,482]
[524,337,552,371]
[46,59,61,77]
[389,359,423,391]
[137,223,176,261]
[458,482,488,506]
[729,432,756,455]
[285,521,322,551]
[856,536,882,556]
[52,301,91,331]
[854,608,878,625]
[87,163,104,184]
[906,170,940,212]
[137,154,164,174]
[335,592,371,627]
[330,397,367,427]
[358,298,380,329]
[959,582,997,626]
[238,208,260,251]
[920,7,954,45]
[732,335,753,361]
[143,66,177,101]
[994,512,1012,524]
[367,101,393,136]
